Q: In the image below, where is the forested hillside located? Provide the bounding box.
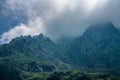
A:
[0,22,120,80]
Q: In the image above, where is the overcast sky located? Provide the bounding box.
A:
[0,0,120,44]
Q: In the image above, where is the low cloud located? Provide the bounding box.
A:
[0,18,45,44]
[0,0,120,44]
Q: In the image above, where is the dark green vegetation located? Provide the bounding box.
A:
[65,22,120,69]
[0,22,120,80]
[24,70,119,80]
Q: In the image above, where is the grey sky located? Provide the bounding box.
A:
[0,0,120,44]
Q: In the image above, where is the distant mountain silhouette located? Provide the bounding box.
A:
[65,22,120,69]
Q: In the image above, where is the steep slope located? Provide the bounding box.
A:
[0,33,71,76]
[0,22,120,80]
[66,22,120,69]
[0,34,55,57]
[0,34,57,72]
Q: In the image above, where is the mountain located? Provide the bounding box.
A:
[0,33,71,71]
[0,34,55,70]
[0,22,120,80]
[65,22,120,69]
[0,34,71,80]
[0,34,55,57]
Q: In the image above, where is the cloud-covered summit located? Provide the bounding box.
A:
[0,0,120,44]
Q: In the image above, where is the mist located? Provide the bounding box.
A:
[0,0,120,44]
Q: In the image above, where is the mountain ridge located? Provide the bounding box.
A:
[0,22,120,80]
[63,22,120,69]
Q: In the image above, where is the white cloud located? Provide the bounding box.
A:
[1,0,120,44]
[1,0,79,44]
[0,17,45,44]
